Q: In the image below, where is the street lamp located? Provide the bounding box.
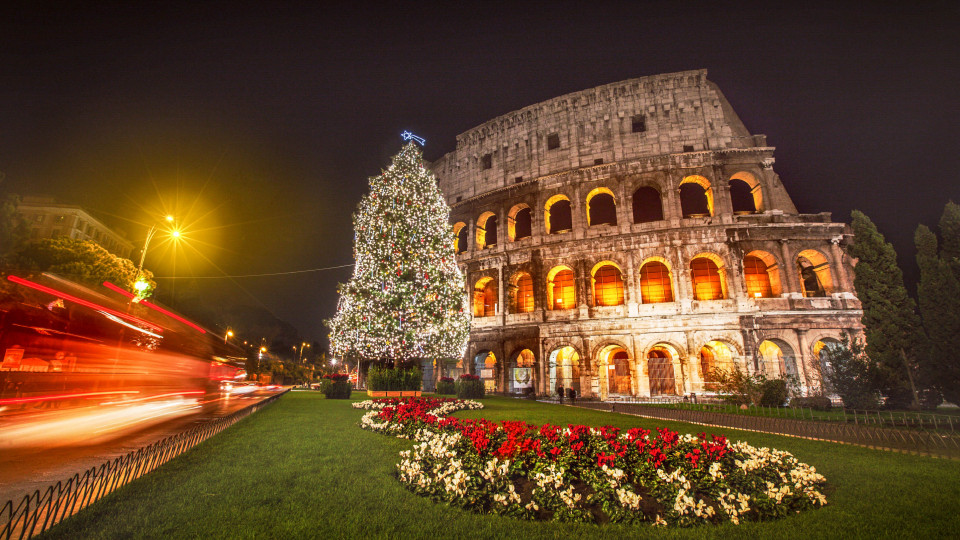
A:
[133,214,176,297]
[298,342,310,362]
[225,329,234,344]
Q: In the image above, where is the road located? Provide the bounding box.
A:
[0,389,284,504]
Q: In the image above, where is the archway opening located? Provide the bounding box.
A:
[814,338,843,394]
[592,263,624,306]
[632,186,664,223]
[758,339,798,379]
[511,349,536,394]
[797,250,833,297]
[453,222,467,254]
[510,272,534,313]
[700,341,735,391]
[476,211,497,249]
[729,178,757,214]
[547,266,576,310]
[508,204,532,242]
[472,277,497,317]
[680,176,713,218]
[639,260,673,303]
[587,189,617,226]
[475,351,497,393]
[545,196,573,234]
[549,346,580,394]
[690,256,725,300]
[603,347,631,395]
[647,347,677,395]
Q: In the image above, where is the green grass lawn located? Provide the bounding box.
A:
[41,392,960,539]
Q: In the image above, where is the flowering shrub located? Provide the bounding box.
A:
[455,374,484,399]
[437,377,455,395]
[358,398,827,527]
[323,373,352,399]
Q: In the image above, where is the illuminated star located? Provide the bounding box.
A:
[401,131,426,146]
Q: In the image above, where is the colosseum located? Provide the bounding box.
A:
[428,69,862,401]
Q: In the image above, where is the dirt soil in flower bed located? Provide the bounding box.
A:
[355,398,829,528]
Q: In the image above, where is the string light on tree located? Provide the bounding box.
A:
[326,140,470,364]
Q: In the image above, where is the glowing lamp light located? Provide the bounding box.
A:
[171,229,181,239]
[165,215,174,222]
[134,279,150,292]
[754,292,762,298]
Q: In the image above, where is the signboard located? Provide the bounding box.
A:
[481,368,494,379]
[512,367,532,389]
[1,347,24,370]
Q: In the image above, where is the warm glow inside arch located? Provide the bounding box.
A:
[591,261,624,306]
[550,346,581,393]
[647,345,678,395]
[700,340,735,391]
[758,339,798,379]
[452,222,467,254]
[472,276,497,317]
[638,258,674,303]
[599,344,631,395]
[679,175,714,217]
[690,254,727,300]
[744,250,781,297]
[585,187,617,226]
[796,249,834,297]
[475,211,497,249]
[730,171,763,213]
[507,203,532,242]
[544,194,573,234]
[547,265,576,310]
[509,271,534,313]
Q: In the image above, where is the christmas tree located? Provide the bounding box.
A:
[326,141,470,366]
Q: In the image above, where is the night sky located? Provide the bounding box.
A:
[2,1,958,343]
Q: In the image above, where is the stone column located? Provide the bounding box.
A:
[830,237,851,293]
[778,240,800,295]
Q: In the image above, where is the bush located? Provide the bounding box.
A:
[367,364,422,391]
[436,377,455,395]
[760,378,789,407]
[322,373,352,399]
[455,374,484,399]
[790,396,833,411]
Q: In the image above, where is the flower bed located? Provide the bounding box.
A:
[357,397,827,527]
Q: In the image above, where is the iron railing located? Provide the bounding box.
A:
[575,401,960,460]
[1,389,288,540]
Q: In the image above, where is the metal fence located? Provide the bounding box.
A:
[1,389,288,540]
[576,401,960,460]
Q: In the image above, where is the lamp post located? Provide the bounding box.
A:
[133,215,176,294]
[298,342,310,363]
[225,329,234,344]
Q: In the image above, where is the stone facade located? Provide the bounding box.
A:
[429,70,861,400]
[17,197,135,258]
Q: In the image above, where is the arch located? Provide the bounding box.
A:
[509,271,534,313]
[730,171,763,212]
[647,345,678,395]
[632,186,664,223]
[509,348,536,394]
[548,346,581,394]
[690,254,727,300]
[452,222,468,254]
[680,175,714,217]
[590,261,624,307]
[472,276,497,317]
[700,340,735,391]
[544,194,573,234]
[586,187,617,226]
[474,350,498,393]
[476,211,498,249]
[546,265,576,310]
[813,337,843,393]
[598,344,632,395]
[758,339,798,379]
[744,250,782,297]
[507,203,532,242]
[796,249,834,297]
[638,258,674,303]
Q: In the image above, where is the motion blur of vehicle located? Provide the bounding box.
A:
[0,273,253,446]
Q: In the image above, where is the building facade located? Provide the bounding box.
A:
[429,70,861,400]
[17,197,135,258]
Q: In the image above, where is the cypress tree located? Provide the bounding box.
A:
[916,218,960,405]
[847,211,923,409]
[939,201,960,281]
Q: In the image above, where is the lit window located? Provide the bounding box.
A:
[593,265,624,306]
[743,256,773,298]
[639,261,673,303]
[691,258,724,300]
[550,269,575,310]
[514,274,534,313]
